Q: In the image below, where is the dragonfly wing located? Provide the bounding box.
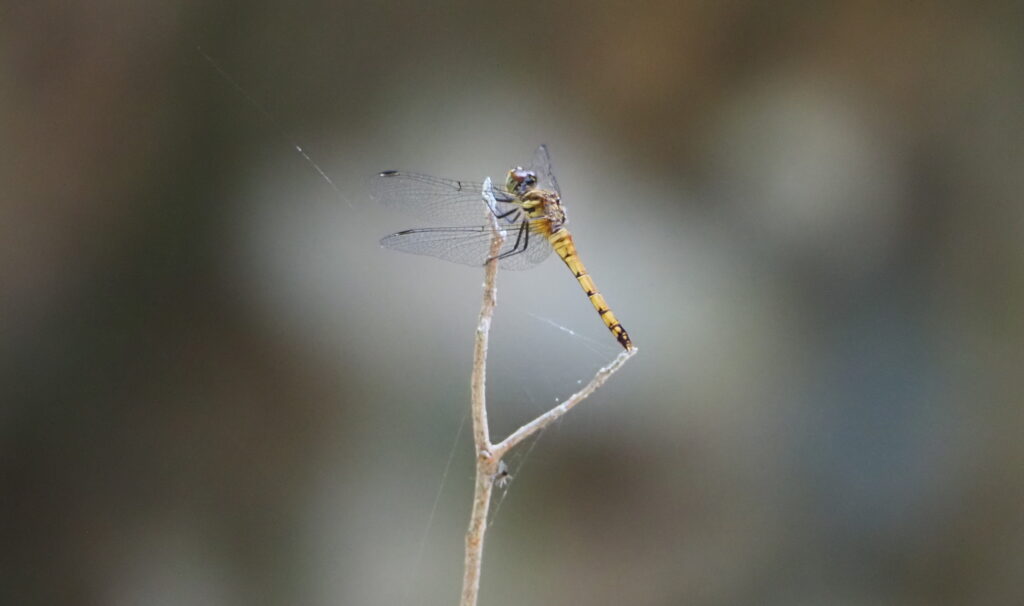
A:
[371,170,519,226]
[381,224,552,271]
[529,144,561,196]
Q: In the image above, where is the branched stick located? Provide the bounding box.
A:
[459,178,637,606]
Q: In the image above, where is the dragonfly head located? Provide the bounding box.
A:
[506,167,538,196]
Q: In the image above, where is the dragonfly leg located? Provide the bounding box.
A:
[493,208,523,228]
[493,206,520,220]
[491,221,528,262]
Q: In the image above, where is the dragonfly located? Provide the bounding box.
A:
[374,145,633,351]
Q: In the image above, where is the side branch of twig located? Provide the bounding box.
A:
[491,347,637,459]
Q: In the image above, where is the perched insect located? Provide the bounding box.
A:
[375,145,633,350]
[493,460,512,488]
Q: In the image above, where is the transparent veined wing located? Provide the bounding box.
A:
[371,170,520,227]
[528,144,561,196]
[380,221,554,270]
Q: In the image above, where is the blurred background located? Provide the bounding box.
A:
[3,1,1023,604]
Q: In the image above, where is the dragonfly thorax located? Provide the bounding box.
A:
[509,166,567,231]
[544,194,567,231]
[522,189,567,232]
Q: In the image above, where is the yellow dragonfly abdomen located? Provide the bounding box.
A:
[547,229,633,350]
